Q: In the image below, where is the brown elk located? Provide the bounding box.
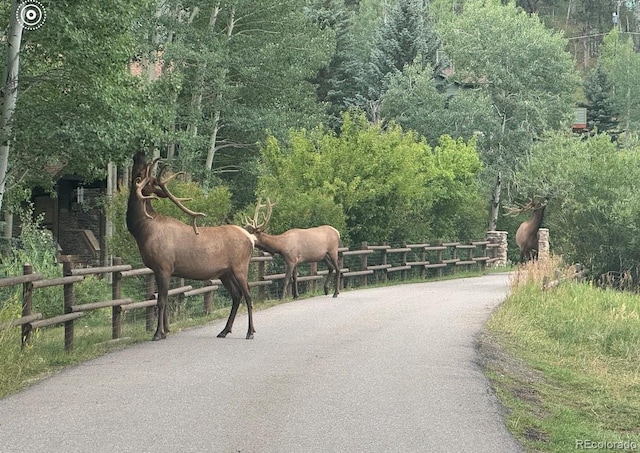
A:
[505,198,548,262]
[244,199,341,299]
[126,152,257,340]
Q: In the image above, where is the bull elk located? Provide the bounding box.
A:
[244,199,341,299]
[505,197,548,262]
[126,152,257,340]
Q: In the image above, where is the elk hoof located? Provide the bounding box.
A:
[217,330,230,338]
[152,333,166,341]
[246,333,254,340]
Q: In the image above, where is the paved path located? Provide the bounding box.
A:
[0,273,522,453]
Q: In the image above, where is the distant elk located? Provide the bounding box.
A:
[244,198,341,299]
[505,197,549,262]
[126,152,257,340]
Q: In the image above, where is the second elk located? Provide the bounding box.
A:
[245,199,341,299]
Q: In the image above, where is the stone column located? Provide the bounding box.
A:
[487,230,508,267]
[537,228,550,260]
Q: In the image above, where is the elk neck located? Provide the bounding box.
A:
[530,205,546,229]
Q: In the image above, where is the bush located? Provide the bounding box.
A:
[0,205,60,318]
[256,110,486,245]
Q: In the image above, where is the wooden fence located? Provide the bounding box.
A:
[0,239,501,351]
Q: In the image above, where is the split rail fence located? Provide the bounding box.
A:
[0,239,501,351]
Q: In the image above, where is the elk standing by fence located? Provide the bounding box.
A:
[506,197,548,262]
[245,199,341,299]
[127,152,257,340]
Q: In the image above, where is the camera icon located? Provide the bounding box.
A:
[16,0,47,31]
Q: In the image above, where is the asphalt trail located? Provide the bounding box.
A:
[0,273,523,453]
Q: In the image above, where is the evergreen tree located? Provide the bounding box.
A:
[584,64,620,134]
[364,0,446,122]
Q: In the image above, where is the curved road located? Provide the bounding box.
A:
[0,273,522,453]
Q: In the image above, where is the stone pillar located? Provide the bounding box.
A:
[487,230,508,267]
[537,228,550,260]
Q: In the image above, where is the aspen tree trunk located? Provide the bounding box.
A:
[205,3,228,171]
[0,1,24,212]
[488,172,501,231]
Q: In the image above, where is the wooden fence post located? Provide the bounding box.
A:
[361,242,368,286]
[203,284,213,315]
[63,260,75,352]
[338,250,344,290]
[21,263,33,349]
[436,241,444,278]
[112,257,122,339]
[382,243,389,283]
[258,253,267,301]
[401,242,409,280]
[309,262,318,294]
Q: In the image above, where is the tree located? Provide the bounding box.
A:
[381,61,501,145]
[434,0,580,232]
[362,0,446,122]
[599,29,640,145]
[2,1,157,207]
[0,1,24,213]
[143,0,335,207]
[256,111,485,244]
[583,64,620,134]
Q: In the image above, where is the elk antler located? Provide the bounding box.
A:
[155,164,206,234]
[244,197,275,232]
[503,198,535,217]
[134,159,164,219]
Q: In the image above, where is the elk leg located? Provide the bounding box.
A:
[153,274,170,341]
[236,275,255,340]
[325,253,340,298]
[217,276,240,338]
[217,299,239,338]
[282,263,294,299]
[218,274,255,339]
[292,265,300,298]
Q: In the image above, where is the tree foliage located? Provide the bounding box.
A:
[256,111,485,245]
[599,30,640,144]
[583,64,620,134]
[4,1,156,203]
[435,0,580,170]
[512,132,640,279]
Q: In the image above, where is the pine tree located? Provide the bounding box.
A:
[584,64,620,134]
[366,0,446,121]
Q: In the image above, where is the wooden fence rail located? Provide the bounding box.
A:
[0,238,501,351]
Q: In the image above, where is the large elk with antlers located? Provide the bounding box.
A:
[244,199,341,299]
[126,152,257,340]
[505,197,548,263]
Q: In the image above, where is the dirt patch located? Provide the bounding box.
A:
[476,330,544,386]
[476,330,550,441]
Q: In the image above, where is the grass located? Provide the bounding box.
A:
[481,257,640,452]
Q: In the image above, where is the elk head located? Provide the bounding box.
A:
[133,156,206,234]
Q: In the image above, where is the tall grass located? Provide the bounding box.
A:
[484,257,640,452]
